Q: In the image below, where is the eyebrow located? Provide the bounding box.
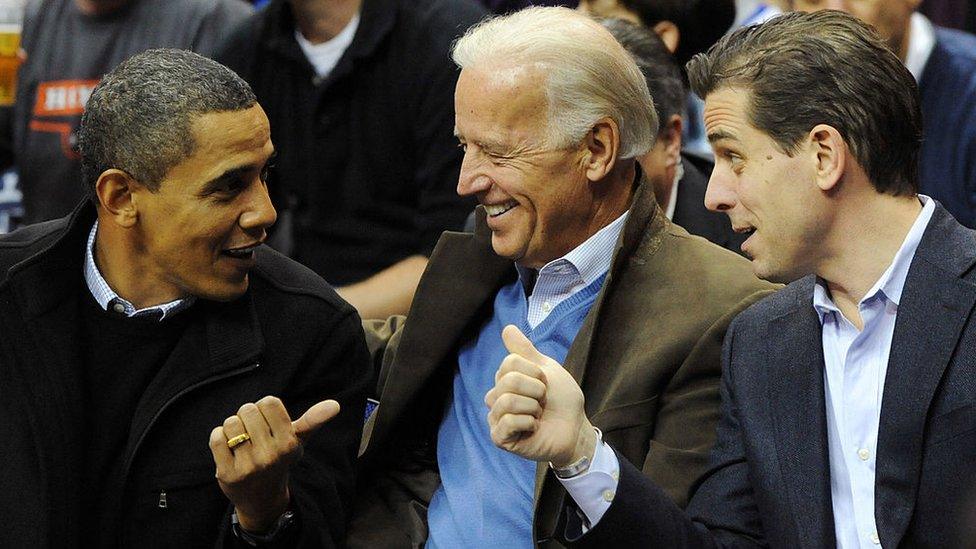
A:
[201,152,276,193]
[707,130,740,145]
[452,130,511,155]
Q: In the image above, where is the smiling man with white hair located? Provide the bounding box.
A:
[349,7,774,547]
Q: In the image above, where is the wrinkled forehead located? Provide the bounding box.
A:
[454,63,550,136]
[703,87,754,142]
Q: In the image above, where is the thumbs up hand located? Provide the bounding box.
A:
[208,396,341,533]
[485,325,598,468]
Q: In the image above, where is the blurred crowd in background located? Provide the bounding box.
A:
[0,0,973,319]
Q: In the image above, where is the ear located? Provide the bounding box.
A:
[583,117,620,182]
[661,114,683,168]
[94,169,140,228]
[808,124,846,192]
[652,20,680,53]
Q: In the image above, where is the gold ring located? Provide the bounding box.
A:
[226,433,251,449]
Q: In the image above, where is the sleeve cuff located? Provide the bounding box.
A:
[557,438,620,533]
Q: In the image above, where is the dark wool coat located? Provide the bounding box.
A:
[0,203,372,548]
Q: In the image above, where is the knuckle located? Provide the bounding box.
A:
[238,402,258,416]
[222,416,239,430]
[258,395,282,408]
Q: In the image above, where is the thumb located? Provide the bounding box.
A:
[292,399,341,441]
[502,324,546,364]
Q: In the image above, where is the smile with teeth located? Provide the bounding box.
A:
[484,201,518,217]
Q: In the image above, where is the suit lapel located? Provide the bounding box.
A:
[874,206,976,547]
[534,184,668,541]
[563,183,665,387]
[365,213,513,455]
[767,282,835,548]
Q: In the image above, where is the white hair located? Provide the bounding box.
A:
[452,7,658,159]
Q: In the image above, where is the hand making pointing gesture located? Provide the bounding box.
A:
[208,396,341,533]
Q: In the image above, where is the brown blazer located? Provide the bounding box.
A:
[348,184,778,548]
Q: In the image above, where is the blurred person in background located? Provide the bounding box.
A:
[0,0,252,227]
[217,0,486,319]
[603,17,746,254]
[790,0,976,228]
[576,0,750,156]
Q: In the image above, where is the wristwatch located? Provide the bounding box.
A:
[232,509,296,546]
[549,427,603,479]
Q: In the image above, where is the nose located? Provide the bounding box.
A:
[240,179,278,232]
[456,152,492,198]
[704,168,737,213]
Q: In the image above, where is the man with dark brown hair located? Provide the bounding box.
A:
[488,10,976,547]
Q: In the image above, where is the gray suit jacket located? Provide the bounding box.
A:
[571,203,976,548]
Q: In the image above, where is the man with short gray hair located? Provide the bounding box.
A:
[0,48,371,547]
[350,7,774,547]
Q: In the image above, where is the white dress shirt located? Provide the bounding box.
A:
[562,196,935,543]
[905,13,937,82]
[663,159,683,221]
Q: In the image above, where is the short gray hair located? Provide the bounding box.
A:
[78,48,257,199]
[452,7,657,160]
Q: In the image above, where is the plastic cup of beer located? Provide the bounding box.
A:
[0,3,22,108]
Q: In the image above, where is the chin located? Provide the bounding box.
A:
[197,277,250,302]
[490,233,527,262]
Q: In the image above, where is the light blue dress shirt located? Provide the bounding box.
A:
[815,195,934,548]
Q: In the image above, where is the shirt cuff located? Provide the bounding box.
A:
[556,439,620,532]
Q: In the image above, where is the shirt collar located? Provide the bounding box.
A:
[813,195,935,322]
[905,12,937,82]
[84,222,195,321]
[664,158,684,221]
[516,210,630,289]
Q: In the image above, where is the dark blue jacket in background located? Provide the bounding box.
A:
[917,27,976,228]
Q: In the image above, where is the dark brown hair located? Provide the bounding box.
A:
[687,10,922,195]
